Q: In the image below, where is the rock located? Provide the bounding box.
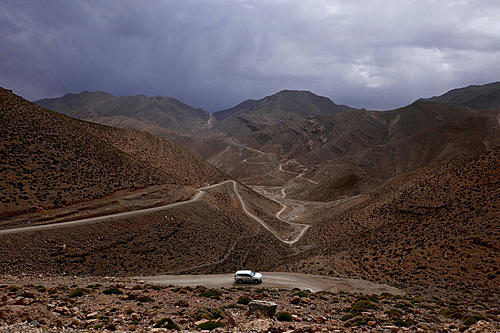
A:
[86,311,98,319]
[344,315,363,327]
[127,324,137,331]
[368,320,377,327]
[1,295,8,303]
[226,313,236,326]
[14,297,29,305]
[54,306,69,315]
[314,316,327,324]
[248,300,278,318]
[194,319,209,326]
[290,297,301,305]
[174,299,189,307]
[130,312,140,321]
[463,320,497,332]
[70,318,82,327]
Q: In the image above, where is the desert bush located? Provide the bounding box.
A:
[393,317,417,327]
[350,300,379,313]
[199,288,222,300]
[102,287,123,295]
[174,299,189,307]
[68,288,87,298]
[237,296,252,305]
[191,307,225,321]
[153,318,179,330]
[197,321,226,330]
[137,295,153,303]
[276,312,293,322]
[294,290,310,298]
[462,314,488,329]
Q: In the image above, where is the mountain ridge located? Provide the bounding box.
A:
[422,81,500,110]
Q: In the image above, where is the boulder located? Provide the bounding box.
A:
[248,300,278,318]
[464,320,497,332]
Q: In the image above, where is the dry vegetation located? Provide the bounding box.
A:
[280,149,499,304]
[0,276,497,332]
[0,88,225,218]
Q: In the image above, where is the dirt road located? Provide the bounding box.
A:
[0,180,310,245]
[138,272,403,295]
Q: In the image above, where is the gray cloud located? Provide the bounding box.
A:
[1,0,499,111]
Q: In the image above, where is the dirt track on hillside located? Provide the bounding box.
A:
[138,272,403,295]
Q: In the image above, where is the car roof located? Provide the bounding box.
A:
[235,270,254,274]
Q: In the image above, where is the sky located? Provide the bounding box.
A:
[1,0,500,111]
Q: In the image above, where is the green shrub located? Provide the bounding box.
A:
[395,302,414,310]
[137,295,153,303]
[350,300,379,313]
[153,318,179,330]
[102,287,123,295]
[237,296,252,305]
[340,313,355,321]
[439,307,465,319]
[191,307,225,320]
[276,312,293,322]
[385,308,403,318]
[294,290,310,298]
[106,323,117,331]
[35,285,46,292]
[462,314,488,328]
[344,316,370,327]
[199,289,222,300]
[392,317,417,327]
[197,321,226,330]
[20,292,35,298]
[68,288,86,298]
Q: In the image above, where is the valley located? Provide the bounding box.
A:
[1,83,499,332]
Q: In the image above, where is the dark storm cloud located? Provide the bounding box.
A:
[1,0,500,110]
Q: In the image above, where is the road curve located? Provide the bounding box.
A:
[0,191,206,235]
[138,272,404,295]
[0,180,311,245]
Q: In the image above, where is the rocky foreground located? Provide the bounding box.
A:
[0,276,498,332]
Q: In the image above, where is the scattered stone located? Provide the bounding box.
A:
[464,320,497,332]
[13,297,29,306]
[86,311,98,319]
[248,300,278,318]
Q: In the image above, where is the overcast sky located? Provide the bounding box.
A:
[1,0,500,111]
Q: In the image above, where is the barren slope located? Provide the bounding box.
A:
[0,87,225,218]
[36,91,214,134]
[279,149,500,301]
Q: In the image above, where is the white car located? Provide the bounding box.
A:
[234,270,263,284]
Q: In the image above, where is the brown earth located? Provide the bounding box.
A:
[0,275,497,332]
[279,149,499,303]
[0,87,226,218]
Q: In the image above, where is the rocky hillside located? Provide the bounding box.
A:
[282,148,499,301]
[36,91,214,134]
[423,81,500,110]
[0,276,497,332]
[206,100,499,202]
[0,87,225,217]
[212,90,352,137]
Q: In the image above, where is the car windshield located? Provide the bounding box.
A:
[250,271,255,276]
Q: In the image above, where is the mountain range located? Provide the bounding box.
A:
[0,82,498,305]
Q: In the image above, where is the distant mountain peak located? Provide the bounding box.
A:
[423,81,500,110]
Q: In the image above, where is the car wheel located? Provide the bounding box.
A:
[254,279,259,284]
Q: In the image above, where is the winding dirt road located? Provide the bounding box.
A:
[0,180,311,244]
[138,272,404,295]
